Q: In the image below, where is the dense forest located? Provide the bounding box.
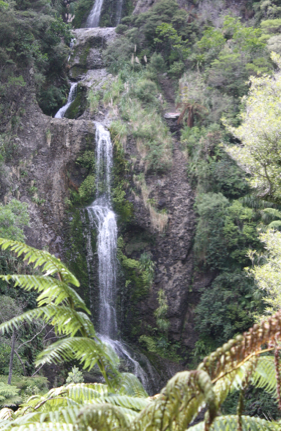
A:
[2,0,281,429]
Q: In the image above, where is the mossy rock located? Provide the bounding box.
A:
[65,84,88,119]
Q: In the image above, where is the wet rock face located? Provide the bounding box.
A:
[124,139,198,349]
[4,92,95,256]
[69,28,116,80]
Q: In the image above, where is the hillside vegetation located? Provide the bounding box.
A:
[2,0,281,428]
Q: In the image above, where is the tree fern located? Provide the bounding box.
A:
[0,239,116,381]
[0,382,21,407]
[189,415,281,430]
[2,239,281,430]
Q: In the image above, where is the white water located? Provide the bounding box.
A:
[55,83,77,119]
[115,0,124,25]
[86,123,149,389]
[86,0,104,28]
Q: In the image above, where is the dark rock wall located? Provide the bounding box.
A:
[4,25,202,362]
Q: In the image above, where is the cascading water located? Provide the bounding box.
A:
[55,83,77,119]
[86,0,123,28]
[86,123,150,389]
[115,0,124,26]
[86,0,104,28]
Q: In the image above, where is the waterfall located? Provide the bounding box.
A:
[115,0,124,25]
[86,123,150,390]
[86,0,104,28]
[55,83,77,119]
[86,0,123,28]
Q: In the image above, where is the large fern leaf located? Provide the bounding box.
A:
[0,423,74,431]
[0,306,95,337]
[118,373,148,398]
[35,337,117,371]
[189,415,281,430]
[0,239,79,286]
[76,403,130,431]
[252,356,277,395]
[132,370,217,431]
[0,275,88,311]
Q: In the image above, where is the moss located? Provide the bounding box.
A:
[62,140,97,312]
[65,84,88,120]
[79,46,90,67]
[111,137,133,224]
[69,65,87,80]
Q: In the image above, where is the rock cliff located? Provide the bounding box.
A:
[4,24,205,371]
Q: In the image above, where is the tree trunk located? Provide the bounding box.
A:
[187,107,194,128]
[8,330,16,385]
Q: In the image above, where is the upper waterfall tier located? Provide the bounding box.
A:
[86,0,104,28]
[68,28,116,80]
[85,0,123,28]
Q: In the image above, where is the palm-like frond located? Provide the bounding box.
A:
[76,403,130,431]
[252,356,277,395]
[118,373,148,398]
[189,415,281,430]
[0,239,79,286]
[132,370,217,431]
[268,220,281,229]
[36,338,118,372]
[0,306,95,337]
[0,239,116,381]
[0,275,88,311]
[0,423,74,431]
[102,395,148,412]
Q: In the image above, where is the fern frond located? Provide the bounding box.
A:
[65,384,108,403]
[36,337,116,371]
[76,403,130,431]
[118,373,148,398]
[0,423,74,431]
[102,395,148,412]
[0,275,88,312]
[13,407,80,425]
[0,306,95,337]
[268,220,281,229]
[188,415,281,430]
[252,356,277,395]
[213,361,254,407]
[0,238,79,287]
[262,208,281,219]
[132,370,216,431]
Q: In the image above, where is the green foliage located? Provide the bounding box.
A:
[2,312,281,429]
[72,0,93,28]
[78,175,96,204]
[247,228,281,315]
[117,239,153,300]
[88,90,100,114]
[0,239,117,384]
[105,0,193,74]
[66,366,84,385]
[154,289,169,333]
[0,200,29,242]
[0,382,20,407]
[227,53,281,203]
[194,193,259,270]
[0,0,71,120]
[195,272,260,355]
